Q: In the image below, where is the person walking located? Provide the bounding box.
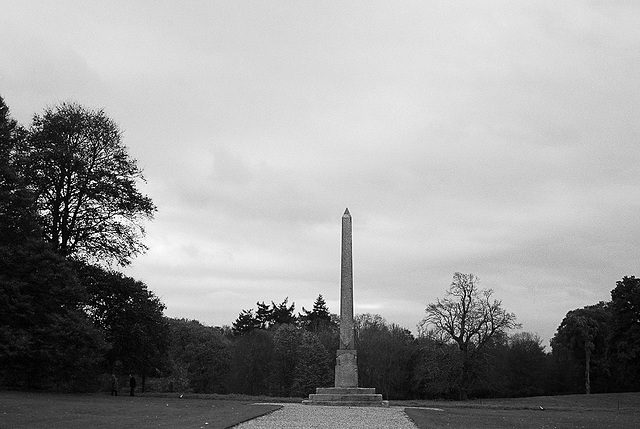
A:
[110,374,119,396]
[129,374,137,397]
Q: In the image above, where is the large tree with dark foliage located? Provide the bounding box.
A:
[0,96,37,243]
[300,294,333,332]
[20,102,155,266]
[291,330,332,396]
[0,242,106,391]
[413,335,461,399]
[609,276,640,390]
[551,302,612,394]
[1,97,106,391]
[225,329,273,395]
[300,294,338,380]
[2,97,166,393]
[260,298,297,327]
[167,318,230,393]
[356,314,418,400]
[505,332,550,397]
[232,297,297,335]
[78,263,168,391]
[269,324,303,396]
[232,309,262,335]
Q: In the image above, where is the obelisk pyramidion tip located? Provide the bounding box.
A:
[343,208,351,217]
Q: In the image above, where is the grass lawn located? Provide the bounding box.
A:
[0,391,281,429]
[400,392,640,429]
[3,390,639,429]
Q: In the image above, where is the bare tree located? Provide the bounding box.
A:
[419,272,520,399]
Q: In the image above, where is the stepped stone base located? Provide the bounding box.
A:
[302,387,388,407]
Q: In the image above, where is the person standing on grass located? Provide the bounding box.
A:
[110,374,119,396]
[129,375,136,396]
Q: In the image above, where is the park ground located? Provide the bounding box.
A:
[400,392,640,429]
[0,391,281,429]
[0,390,638,428]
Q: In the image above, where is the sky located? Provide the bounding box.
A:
[2,1,639,346]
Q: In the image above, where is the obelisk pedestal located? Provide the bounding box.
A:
[303,209,387,407]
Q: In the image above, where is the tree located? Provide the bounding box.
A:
[225,329,273,395]
[0,96,37,244]
[267,298,297,327]
[78,263,169,391]
[505,332,550,397]
[551,302,612,394]
[1,97,106,391]
[300,295,338,382]
[269,324,302,396]
[300,294,333,332]
[419,273,520,399]
[356,314,418,399]
[167,318,230,393]
[292,331,333,396]
[609,276,640,390]
[0,241,106,391]
[21,102,155,265]
[232,297,297,335]
[413,335,461,399]
[0,95,16,143]
[255,301,273,328]
[232,309,262,335]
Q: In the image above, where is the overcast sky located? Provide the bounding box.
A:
[2,1,639,346]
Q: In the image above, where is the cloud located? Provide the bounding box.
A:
[1,1,639,345]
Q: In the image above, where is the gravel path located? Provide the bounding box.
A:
[233,403,418,429]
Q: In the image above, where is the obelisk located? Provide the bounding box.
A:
[335,208,358,387]
[302,209,386,406]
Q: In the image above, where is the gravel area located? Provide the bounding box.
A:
[233,403,418,428]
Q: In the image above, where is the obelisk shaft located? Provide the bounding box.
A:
[335,208,358,388]
[340,208,354,350]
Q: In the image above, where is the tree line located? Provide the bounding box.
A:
[211,273,638,400]
[2,95,639,398]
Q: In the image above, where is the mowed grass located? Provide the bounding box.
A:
[0,391,281,429]
[400,392,640,429]
[3,390,639,429]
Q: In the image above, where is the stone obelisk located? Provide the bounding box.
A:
[303,209,387,406]
[335,208,358,387]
